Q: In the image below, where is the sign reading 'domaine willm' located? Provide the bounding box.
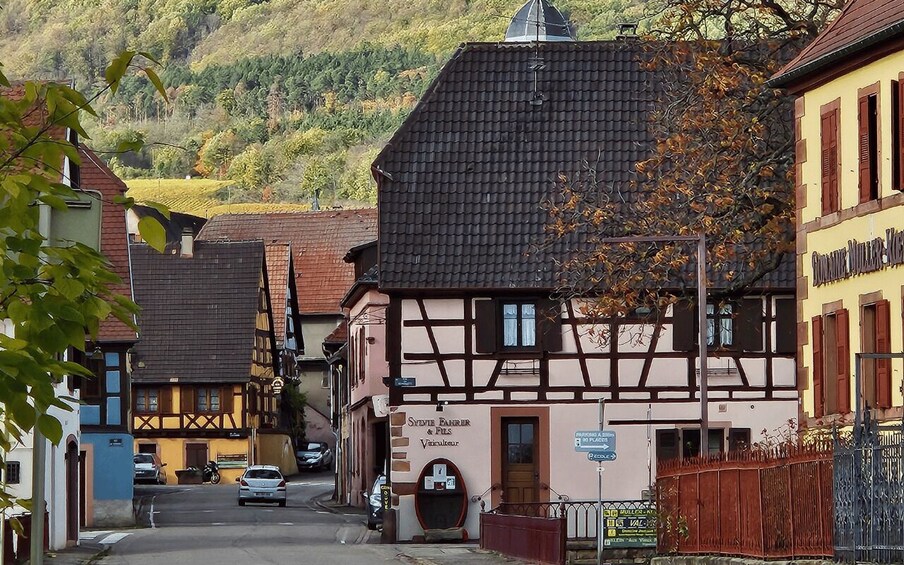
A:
[407,417,471,448]
[812,228,904,286]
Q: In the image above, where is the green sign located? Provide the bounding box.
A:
[602,507,656,548]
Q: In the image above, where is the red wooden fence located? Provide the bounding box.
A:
[656,445,833,559]
[480,511,567,565]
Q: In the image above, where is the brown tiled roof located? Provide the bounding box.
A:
[771,0,904,87]
[375,41,794,292]
[198,209,378,314]
[79,148,137,342]
[131,204,206,244]
[265,242,290,344]
[323,320,348,345]
[130,240,265,383]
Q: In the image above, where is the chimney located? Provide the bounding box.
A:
[180,228,194,258]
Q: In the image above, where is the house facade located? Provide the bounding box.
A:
[372,39,799,541]
[331,241,390,507]
[770,0,904,426]
[198,210,378,451]
[130,238,293,482]
[75,148,138,528]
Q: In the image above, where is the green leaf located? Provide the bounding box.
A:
[37,414,63,444]
[138,216,166,252]
[142,200,171,219]
[0,66,9,87]
[138,51,162,66]
[104,51,135,94]
[55,278,86,300]
[112,195,136,208]
[143,67,168,102]
[115,139,144,154]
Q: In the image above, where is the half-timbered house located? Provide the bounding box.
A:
[130,237,293,482]
[371,38,799,541]
[198,210,378,450]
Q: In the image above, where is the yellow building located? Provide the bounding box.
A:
[770,1,904,426]
[130,237,296,483]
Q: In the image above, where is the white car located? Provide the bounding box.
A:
[237,465,287,507]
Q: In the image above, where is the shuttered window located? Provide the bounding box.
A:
[875,300,892,409]
[820,104,840,215]
[835,309,851,414]
[895,77,904,190]
[812,315,825,418]
[474,298,562,353]
[656,429,679,462]
[858,92,879,203]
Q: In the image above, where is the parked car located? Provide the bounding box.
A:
[295,442,334,471]
[133,453,167,485]
[367,474,386,530]
[237,465,287,507]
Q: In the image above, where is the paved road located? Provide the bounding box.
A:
[84,471,527,565]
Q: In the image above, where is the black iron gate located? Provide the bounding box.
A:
[834,410,904,563]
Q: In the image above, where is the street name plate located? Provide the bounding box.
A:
[587,451,617,462]
[394,377,416,387]
[574,430,616,452]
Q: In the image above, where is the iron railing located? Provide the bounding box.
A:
[834,411,904,563]
[494,499,654,542]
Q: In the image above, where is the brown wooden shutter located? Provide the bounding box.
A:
[474,299,497,353]
[836,309,851,414]
[180,386,195,413]
[821,109,839,215]
[160,386,173,414]
[859,95,872,203]
[895,78,904,190]
[538,299,563,352]
[672,300,695,351]
[656,429,679,462]
[775,298,796,354]
[812,316,825,418]
[222,385,234,414]
[876,300,892,408]
[737,298,763,351]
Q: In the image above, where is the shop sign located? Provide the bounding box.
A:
[812,228,904,286]
[603,507,657,548]
[407,416,471,448]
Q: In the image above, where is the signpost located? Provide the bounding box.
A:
[574,402,618,565]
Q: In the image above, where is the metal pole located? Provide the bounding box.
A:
[30,428,45,565]
[697,235,708,457]
[597,398,605,565]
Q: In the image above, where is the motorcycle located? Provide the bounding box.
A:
[202,460,220,484]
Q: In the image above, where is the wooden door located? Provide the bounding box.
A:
[502,418,539,505]
[66,441,79,541]
[186,443,208,469]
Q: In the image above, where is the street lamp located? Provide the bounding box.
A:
[596,234,709,456]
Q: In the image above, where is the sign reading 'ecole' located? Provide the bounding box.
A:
[812,228,904,286]
[408,417,471,448]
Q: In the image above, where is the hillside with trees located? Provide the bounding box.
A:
[0,0,645,212]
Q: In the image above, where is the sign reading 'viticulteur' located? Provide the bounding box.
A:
[812,228,904,286]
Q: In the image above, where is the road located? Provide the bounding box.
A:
[86,471,525,565]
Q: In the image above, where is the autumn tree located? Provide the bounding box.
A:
[0,53,167,514]
[548,0,843,323]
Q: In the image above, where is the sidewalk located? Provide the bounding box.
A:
[314,495,530,565]
[43,541,107,565]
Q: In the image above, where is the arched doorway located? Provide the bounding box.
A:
[65,439,79,543]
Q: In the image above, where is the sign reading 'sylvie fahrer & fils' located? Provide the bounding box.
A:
[602,507,657,548]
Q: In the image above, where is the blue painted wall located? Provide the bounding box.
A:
[83,432,134,501]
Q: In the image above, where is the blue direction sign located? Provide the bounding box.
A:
[588,451,617,462]
[574,430,616,452]
[394,377,416,387]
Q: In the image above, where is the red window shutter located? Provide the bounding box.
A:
[896,78,904,190]
[821,109,840,214]
[812,316,825,418]
[876,300,892,408]
[836,309,851,414]
[859,95,872,203]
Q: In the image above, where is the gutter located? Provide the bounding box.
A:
[769,20,904,88]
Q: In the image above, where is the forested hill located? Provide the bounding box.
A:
[0,0,645,212]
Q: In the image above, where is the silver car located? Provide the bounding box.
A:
[237,465,287,507]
